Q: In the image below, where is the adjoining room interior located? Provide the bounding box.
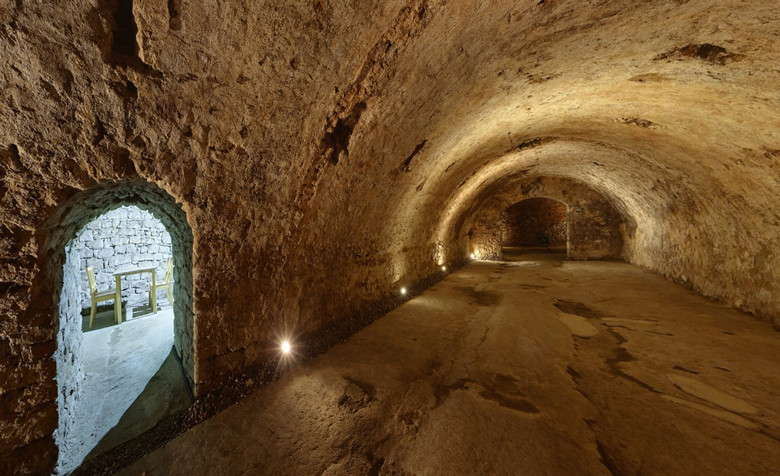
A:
[55,205,190,473]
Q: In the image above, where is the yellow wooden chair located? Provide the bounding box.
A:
[87,266,119,329]
[151,257,174,307]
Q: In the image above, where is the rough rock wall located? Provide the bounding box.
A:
[501,198,567,247]
[71,205,172,308]
[467,176,625,260]
[1,1,779,473]
[0,1,413,472]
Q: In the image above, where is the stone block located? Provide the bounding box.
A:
[86,258,103,269]
[109,255,131,267]
[94,249,113,259]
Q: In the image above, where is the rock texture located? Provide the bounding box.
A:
[0,1,778,473]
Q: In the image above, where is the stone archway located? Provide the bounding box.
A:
[41,180,194,474]
[501,197,569,252]
[464,176,626,261]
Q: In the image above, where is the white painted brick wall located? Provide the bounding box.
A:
[72,206,173,309]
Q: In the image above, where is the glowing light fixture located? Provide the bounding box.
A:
[401,287,407,295]
[441,265,447,271]
[470,253,475,259]
[281,341,291,354]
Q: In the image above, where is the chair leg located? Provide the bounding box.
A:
[151,272,157,314]
[166,285,173,305]
[115,276,122,324]
[89,300,96,329]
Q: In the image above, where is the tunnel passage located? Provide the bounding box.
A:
[42,181,194,474]
[2,1,780,473]
[501,198,568,251]
[462,177,625,261]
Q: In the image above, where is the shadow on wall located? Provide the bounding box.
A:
[501,197,568,248]
[39,180,194,475]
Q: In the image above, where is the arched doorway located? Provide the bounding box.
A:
[501,197,568,258]
[44,181,194,474]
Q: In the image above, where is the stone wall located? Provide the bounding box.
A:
[501,198,568,247]
[71,206,172,309]
[54,245,84,475]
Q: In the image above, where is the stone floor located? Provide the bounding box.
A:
[121,254,780,475]
[70,307,190,469]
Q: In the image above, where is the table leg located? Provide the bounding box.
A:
[115,275,122,324]
[151,271,157,314]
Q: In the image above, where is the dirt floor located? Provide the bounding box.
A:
[119,254,780,475]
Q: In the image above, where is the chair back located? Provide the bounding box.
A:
[86,266,98,295]
[164,257,173,283]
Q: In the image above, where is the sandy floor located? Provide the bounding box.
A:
[121,255,780,475]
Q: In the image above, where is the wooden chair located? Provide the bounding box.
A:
[152,257,174,307]
[87,266,119,329]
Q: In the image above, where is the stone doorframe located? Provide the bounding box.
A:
[40,180,194,473]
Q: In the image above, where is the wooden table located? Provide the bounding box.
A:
[112,266,158,323]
